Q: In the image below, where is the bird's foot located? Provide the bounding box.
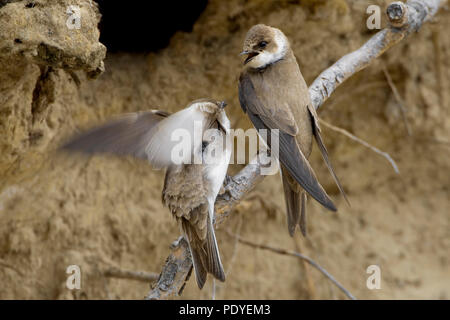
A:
[170,236,185,249]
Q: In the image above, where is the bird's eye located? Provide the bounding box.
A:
[202,141,208,152]
[259,41,268,48]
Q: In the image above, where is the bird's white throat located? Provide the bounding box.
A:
[247,29,289,69]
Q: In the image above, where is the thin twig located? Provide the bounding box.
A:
[431,29,444,108]
[310,0,445,110]
[226,231,356,300]
[0,259,24,277]
[225,215,243,277]
[319,119,400,174]
[293,236,317,299]
[103,266,159,282]
[382,66,412,136]
[101,276,113,300]
[324,81,388,111]
[246,192,284,216]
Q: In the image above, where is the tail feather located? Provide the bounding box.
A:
[189,244,208,289]
[183,217,225,289]
[299,191,307,237]
[312,121,350,206]
[204,219,226,282]
[281,166,301,237]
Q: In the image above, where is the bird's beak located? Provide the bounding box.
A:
[220,101,227,109]
[240,50,259,65]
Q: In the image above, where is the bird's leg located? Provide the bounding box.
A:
[223,174,237,187]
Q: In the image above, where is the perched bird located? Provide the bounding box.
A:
[238,24,347,237]
[61,99,231,289]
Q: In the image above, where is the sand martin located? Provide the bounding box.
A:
[62,99,231,288]
[238,24,347,236]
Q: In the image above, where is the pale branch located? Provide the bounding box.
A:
[146,0,444,300]
[310,0,444,110]
[227,232,356,300]
[319,119,400,174]
[215,158,264,224]
[146,237,193,300]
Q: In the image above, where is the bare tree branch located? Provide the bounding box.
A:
[319,119,400,174]
[146,0,444,300]
[293,232,318,299]
[0,258,24,277]
[382,65,412,135]
[146,237,193,300]
[227,232,356,300]
[309,0,444,110]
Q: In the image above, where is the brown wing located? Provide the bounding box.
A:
[239,73,298,136]
[163,165,225,288]
[182,215,225,289]
[163,165,209,236]
[60,110,169,159]
[307,106,349,205]
[239,71,336,211]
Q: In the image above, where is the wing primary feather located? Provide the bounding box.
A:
[309,111,350,207]
[187,240,208,289]
[182,216,225,289]
[300,191,307,237]
[204,217,226,282]
[239,72,336,211]
[247,111,336,211]
[60,110,168,160]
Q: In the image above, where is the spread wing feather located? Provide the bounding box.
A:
[61,110,169,160]
[144,106,207,169]
[61,105,208,169]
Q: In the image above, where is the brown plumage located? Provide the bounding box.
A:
[239,24,348,236]
[162,157,226,288]
[61,99,231,289]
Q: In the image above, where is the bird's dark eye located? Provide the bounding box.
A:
[259,41,268,48]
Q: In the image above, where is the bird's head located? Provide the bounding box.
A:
[189,99,230,133]
[240,24,289,69]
